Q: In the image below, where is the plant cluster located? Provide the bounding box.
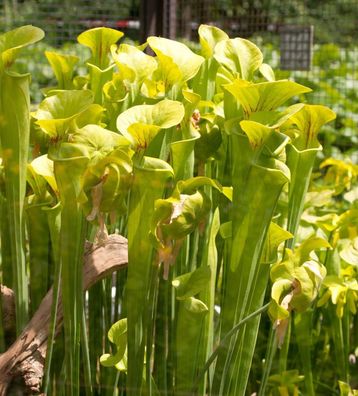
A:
[260,42,358,164]
[14,39,358,165]
[0,24,357,395]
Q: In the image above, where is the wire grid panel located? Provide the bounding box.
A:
[177,0,272,40]
[279,25,314,71]
[0,0,140,45]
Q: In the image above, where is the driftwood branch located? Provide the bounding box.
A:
[1,285,15,336]
[0,234,128,395]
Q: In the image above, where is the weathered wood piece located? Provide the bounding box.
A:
[0,234,128,395]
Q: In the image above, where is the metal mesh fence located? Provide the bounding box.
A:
[176,0,358,45]
[0,0,140,45]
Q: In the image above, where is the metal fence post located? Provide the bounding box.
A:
[140,0,177,41]
[163,0,177,39]
[140,0,162,42]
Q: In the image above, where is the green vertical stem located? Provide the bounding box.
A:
[102,370,120,396]
[279,145,320,386]
[54,157,88,395]
[153,277,169,395]
[171,138,197,183]
[26,202,50,313]
[294,310,315,396]
[324,231,339,276]
[0,284,5,352]
[159,128,174,162]
[88,283,103,392]
[258,326,278,396]
[285,146,318,249]
[192,58,218,102]
[0,72,31,334]
[196,208,220,395]
[87,63,114,105]
[285,105,335,246]
[126,157,173,395]
[43,202,61,394]
[212,133,289,395]
[192,303,270,395]
[61,203,85,395]
[330,308,350,383]
[167,270,176,396]
[103,277,116,393]
[145,264,160,396]
[279,147,319,382]
[0,179,4,351]
[227,262,272,395]
[154,270,174,396]
[102,278,112,356]
[343,309,350,383]
[170,156,213,395]
[114,269,127,322]
[216,132,231,189]
[81,305,93,396]
[278,319,291,374]
[0,194,12,287]
[188,230,200,272]
[175,297,208,395]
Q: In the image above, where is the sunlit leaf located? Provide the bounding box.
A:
[34,90,94,138]
[86,62,114,104]
[29,154,57,194]
[240,120,273,149]
[214,37,263,81]
[103,72,128,102]
[269,237,329,326]
[290,105,336,150]
[45,51,79,90]
[259,63,275,81]
[224,79,311,117]
[295,236,331,264]
[172,266,211,300]
[77,27,123,68]
[198,24,229,58]
[0,25,44,70]
[116,99,184,149]
[261,222,293,264]
[111,43,157,83]
[320,157,357,195]
[100,318,127,367]
[340,237,358,266]
[148,36,204,84]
